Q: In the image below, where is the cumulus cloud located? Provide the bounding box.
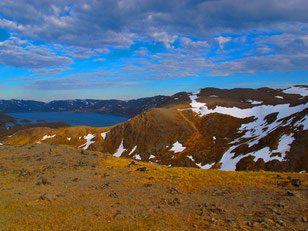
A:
[0,0,307,48]
[0,0,308,89]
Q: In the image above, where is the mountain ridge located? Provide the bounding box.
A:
[1,85,307,117]
[2,85,308,172]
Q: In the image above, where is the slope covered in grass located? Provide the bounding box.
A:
[0,144,307,230]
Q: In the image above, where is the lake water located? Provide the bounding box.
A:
[5,112,129,127]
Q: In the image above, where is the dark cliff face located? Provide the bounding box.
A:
[0,95,170,117]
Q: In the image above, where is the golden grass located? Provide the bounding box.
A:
[0,144,307,231]
[104,156,307,192]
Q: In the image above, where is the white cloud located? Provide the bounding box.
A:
[151,32,178,48]
[217,36,232,49]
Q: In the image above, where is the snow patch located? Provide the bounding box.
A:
[271,134,294,161]
[170,141,186,153]
[41,134,56,141]
[78,134,95,150]
[149,154,155,159]
[113,139,126,157]
[283,86,308,97]
[188,155,215,169]
[219,133,296,171]
[134,154,141,160]
[129,145,137,155]
[247,100,263,105]
[0,142,3,146]
[197,163,215,170]
[189,92,206,111]
[187,155,194,161]
[275,95,283,99]
[101,131,109,139]
[189,95,307,121]
[67,137,71,141]
[219,145,243,171]
[248,134,294,163]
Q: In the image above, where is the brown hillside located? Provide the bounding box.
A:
[2,86,308,172]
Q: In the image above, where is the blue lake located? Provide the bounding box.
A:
[5,112,129,127]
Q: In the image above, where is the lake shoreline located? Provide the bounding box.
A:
[4,112,129,128]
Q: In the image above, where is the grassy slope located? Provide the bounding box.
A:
[0,144,307,230]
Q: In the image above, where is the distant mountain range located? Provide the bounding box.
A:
[1,86,307,118]
[0,96,169,117]
[2,85,308,172]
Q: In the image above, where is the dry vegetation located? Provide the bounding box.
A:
[0,144,307,230]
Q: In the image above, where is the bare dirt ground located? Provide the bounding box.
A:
[0,143,307,230]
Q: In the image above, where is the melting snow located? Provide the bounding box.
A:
[41,134,56,141]
[187,90,308,171]
[189,93,205,109]
[283,86,308,97]
[209,95,218,97]
[219,131,297,171]
[188,155,215,169]
[219,144,243,171]
[275,96,284,99]
[197,163,215,170]
[134,154,141,160]
[0,142,3,145]
[78,134,95,150]
[189,92,307,120]
[187,155,194,161]
[101,131,109,139]
[67,137,71,141]
[149,154,155,159]
[129,145,137,155]
[247,100,263,105]
[113,139,126,157]
[271,134,295,160]
[170,141,186,153]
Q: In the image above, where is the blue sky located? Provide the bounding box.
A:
[0,0,307,101]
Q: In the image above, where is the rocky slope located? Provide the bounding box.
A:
[0,144,307,230]
[3,85,308,172]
